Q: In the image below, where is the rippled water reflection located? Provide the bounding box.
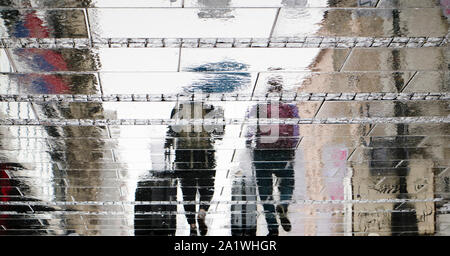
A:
[0,0,449,236]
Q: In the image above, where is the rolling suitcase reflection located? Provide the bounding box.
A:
[231,169,258,236]
[134,152,177,236]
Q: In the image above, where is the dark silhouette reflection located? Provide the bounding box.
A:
[368,107,420,235]
[364,8,424,235]
[244,78,299,236]
[388,51,420,235]
[365,48,422,235]
[387,9,418,235]
[165,102,224,236]
[134,59,244,236]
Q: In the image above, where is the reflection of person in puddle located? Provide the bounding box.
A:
[165,102,224,236]
[247,76,299,236]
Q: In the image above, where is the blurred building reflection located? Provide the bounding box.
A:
[0,3,88,38]
[352,6,438,236]
[0,4,119,235]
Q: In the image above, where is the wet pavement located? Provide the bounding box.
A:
[0,0,449,236]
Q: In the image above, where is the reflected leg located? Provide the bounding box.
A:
[275,161,295,232]
[254,150,278,234]
[180,175,197,226]
[197,170,216,236]
[276,152,295,209]
[197,170,216,212]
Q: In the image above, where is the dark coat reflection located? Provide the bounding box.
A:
[165,102,224,236]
